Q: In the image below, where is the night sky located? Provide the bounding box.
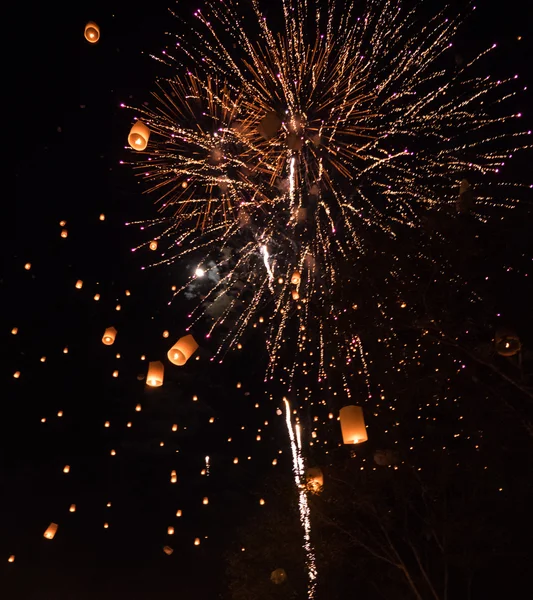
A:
[3,1,532,599]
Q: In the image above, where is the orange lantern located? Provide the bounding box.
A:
[128,120,150,151]
[290,270,301,285]
[167,526,175,535]
[194,537,201,546]
[44,523,58,539]
[306,467,324,493]
[146,361,164,387]
[61,229,68,238]
[167,334,199,366]
[8,555,15,563]
[292,290,299,300]
[69,504,76,512]
[84,21,100,43]
[102,326,117,345]
[149,240,158,251]
[339,405,368,444]
[75,280,83,289]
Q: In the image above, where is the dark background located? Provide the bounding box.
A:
[2,1,532,598]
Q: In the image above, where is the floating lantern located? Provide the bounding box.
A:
[99,213,105,221]
[290,270,301,285]
[167,526,174,535]
[339,405,368,444]
[270,568,287,584]
[13,371,21,379]
[84,21,100,44]
[292,290,299,300]
[149,240,158,251]
[11,327,18,335]
[61,229,68,238]
[135,404,142,412]
[162,330,169,338]
[176,510,182,517]
[163,546,174,555]
[259,498,265,505]
[102,327,117,346]
[44,523,58,540]
[75,280,83,289]
[112,370,119,378]
[167,334,199,366]
[233,457,239,464]
[146,361,164,387]
[8,555,15,563]
[305,467,324,493]
[93,293,100,301]
[104,523,109,529]
[202,497,209,505]
[69,504,76,512]
[258,111,282,140]
[24,263,31,270]
[495,329,521,357]
[170,470,177,483]
[194,538,201,546]
[57,411,63,417]
[128,120,150,151]
[63,465,70,473]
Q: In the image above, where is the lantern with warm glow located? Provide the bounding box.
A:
[75,280,83,289]
[84,21,100,43]
[305,467,324,493]
[8,555,15,563]
[63,465,70,473]
[290,270,301,285]
[170,470,177,483]
[270,568,287,584]
[102,326,117,346]
[494,329,521,357]
[339,405,368,444]
[167,526,174,535]
[202,497,209,505]
[69,504,76,512]
[163,546,173,555]
[44,523,58,539]
[128,120,150,151]
[146,361,164,387]
[194,537,201,546]
[167,334,199,366]
[149,240,158,251]
[292,290,299,300]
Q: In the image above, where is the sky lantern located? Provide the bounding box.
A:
[63,465,70,473]
[44,523,58,540]
[202,497,209,505]
[306,467,324,493]
[172,424,178,432]
[292,290,299,300]
[167,334,199,366]
[69,504,76,512]
[24,263,31,270]
[146,361,164,387]
[163,546,174,555]
[494,329,521,357]
[75,280,83,289]
[176,509,182,517]
[271,568,287,584]
[170,470,177,483]
[61,229,68,238]
[13,371,21,379]
[149,240,158,251]
[84,21,100,43]
[339,405,368,444]
[102,326,117,345]
[99,213,105,221]
[167,526,175,535]
[8,555,15,563]
[194,538,201,546]
[128,120,150,151]
[11,327,18,335]
[291,270,301,285]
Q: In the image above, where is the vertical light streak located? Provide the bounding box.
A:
[284,398,317,598]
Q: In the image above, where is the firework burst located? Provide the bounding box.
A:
[124,0,530,393]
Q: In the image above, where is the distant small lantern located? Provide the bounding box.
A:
[162,330,169,338]
[146,361,164,387]
[259,498,265,505]
[149,240,158,251]
[99,213,105,221]
[172,424,178,432]
[290,270,301,285]
[128,120,150,151]
[194,537,201,546]
[24,262,31,270]
[163,546,173,555]
[167,334,199,366]
[13,371,21,379]
[167,526,174,535]
[11,327,18,335]
[84,21,100,44]
[292,290,299,300]
[69,504,76,512]
[63,465,70,474]
[44,523,58,540]
[233,457,239,464]
[270,568,287,584]
[176,509,182,517]
[494,329,521,357]
[104,522,109,529]
[8,555,15,563]
[61,229,68,238]
[102,326,117,345]
[339,405,368,444]
[305,467,324,493]
[75,280,83,289]
[170,470,177,484]
[112,370,119,378]
[94,293,100,301]
[202,497,209,505]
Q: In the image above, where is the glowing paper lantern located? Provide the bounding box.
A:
[24,263,31,270]
[270,568,287,584]
[194,538,201,546]
[63,465,70,474]
[44,523,58,539]
[163,546,174,555]
[170,470,177,483]
[149,240,158,251]
[61,229,68,238]
[11,327,18,335]
[128,120,150,151]
[84,21,100,44]
[146,361,164,387]
[75,280,83,289]
[305,467,324,493]
[258,111,282,140]
[290,270,301,285]
[339,405,368,444]
[69,504,76,512]
[8,555,15,563]
[291,290,299,300]
[102,326,117,346]
[167,526,174,535]
[167,334,199,366]
[495,329,521,357]
[176,510,182,517]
